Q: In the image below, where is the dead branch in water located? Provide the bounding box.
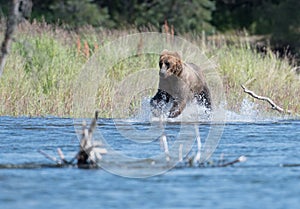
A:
[218,155,247,167]
[241,85,292,114]
[38,110,107,168]
[77,110,105,166]
[38,111,246,169]
[194,125,201,163]
[160,134,170,162]
[38,149,61,165]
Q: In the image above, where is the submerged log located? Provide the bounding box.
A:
[38,110,107,168]
[38,110,246,169]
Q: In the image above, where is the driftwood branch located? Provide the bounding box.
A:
[158,116,171,162]
[0,0,32,76]
[218,156,247,167]
[38,110,107,168]
[160,134,170,162]
[38,111,246,169]
[241,85,291,114]
[194,125,201,163]
[178,144,183,162]
[57,148,69,164]
[38,149,61,164]
[77,110,105,166]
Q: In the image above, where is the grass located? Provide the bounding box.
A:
[0,20,299,117]
[214,42,300,114]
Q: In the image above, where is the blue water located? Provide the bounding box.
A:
[1,116,300,209]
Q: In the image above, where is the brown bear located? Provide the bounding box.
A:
[150,50,211,118]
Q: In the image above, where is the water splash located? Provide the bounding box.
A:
[225,98,296,123]
[133,97,213,123]
[133,97,289,123]
[226,99,261,122]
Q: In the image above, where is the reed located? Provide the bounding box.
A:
[213,41,300,114]
[0,20,299,117]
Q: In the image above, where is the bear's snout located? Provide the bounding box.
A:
[159,69,166,77]
[159,65,169,78]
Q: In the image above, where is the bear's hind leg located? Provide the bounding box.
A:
[195,86,211,110]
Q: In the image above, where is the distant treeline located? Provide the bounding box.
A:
[0,0,299,56]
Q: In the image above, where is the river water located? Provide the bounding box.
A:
[1,111,300,208]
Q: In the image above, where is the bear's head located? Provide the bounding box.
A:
[159,50,183,78]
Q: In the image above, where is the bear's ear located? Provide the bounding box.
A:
[161,49,169,55]
[174,51,182,59]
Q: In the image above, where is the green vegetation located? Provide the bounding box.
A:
[0,0,300,59]
[1,0,298,54]
[0,21,299,117]
[213,40,300,113]
[0,22,81,116]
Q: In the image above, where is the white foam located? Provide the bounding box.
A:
[225,99,261,122]
[126,97,289,123]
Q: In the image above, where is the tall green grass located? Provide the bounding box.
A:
[0,21,83,116]
[213,42,300,114]
[0,21,299,117]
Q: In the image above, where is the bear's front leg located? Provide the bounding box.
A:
[168,100,186,118]
[150,89,172,117]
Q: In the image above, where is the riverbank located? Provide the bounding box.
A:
[0,20,299,117]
